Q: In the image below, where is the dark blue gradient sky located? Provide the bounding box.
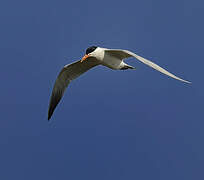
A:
[0,0,203,179]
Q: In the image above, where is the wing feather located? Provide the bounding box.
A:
[105,49,191,83]
[48,58,99,120]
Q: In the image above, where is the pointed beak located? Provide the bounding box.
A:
[81,54,90,62]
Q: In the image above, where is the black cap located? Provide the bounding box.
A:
[86,46,97,54]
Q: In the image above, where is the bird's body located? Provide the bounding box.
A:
[48,46,191,120]
[84,47,125,69]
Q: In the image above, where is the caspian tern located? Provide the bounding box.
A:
[48,46,190,120]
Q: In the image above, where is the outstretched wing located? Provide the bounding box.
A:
[105,49,191,83]
[48,58,99,120]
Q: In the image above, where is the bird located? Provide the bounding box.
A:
[48,46,191,120]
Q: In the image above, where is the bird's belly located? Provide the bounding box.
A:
[102,55,122,70]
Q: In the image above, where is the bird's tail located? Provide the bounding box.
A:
[120,64,135,70]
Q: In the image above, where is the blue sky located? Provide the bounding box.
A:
[0,0,204,179]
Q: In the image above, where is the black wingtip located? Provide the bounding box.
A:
[48,109,53,121]
[47,89,64,122]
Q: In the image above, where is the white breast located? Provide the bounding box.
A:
[95,48,123,70]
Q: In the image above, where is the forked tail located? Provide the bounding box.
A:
[120,64,135,70]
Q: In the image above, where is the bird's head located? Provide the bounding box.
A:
[81,46,98,62]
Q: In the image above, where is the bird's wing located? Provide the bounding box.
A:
[104,49,132,59]
[105,49,191,83]
[48,58,99,120]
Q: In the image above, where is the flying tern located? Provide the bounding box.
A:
[48,46,190,120]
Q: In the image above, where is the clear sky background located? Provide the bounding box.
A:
[0,0,203,179]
